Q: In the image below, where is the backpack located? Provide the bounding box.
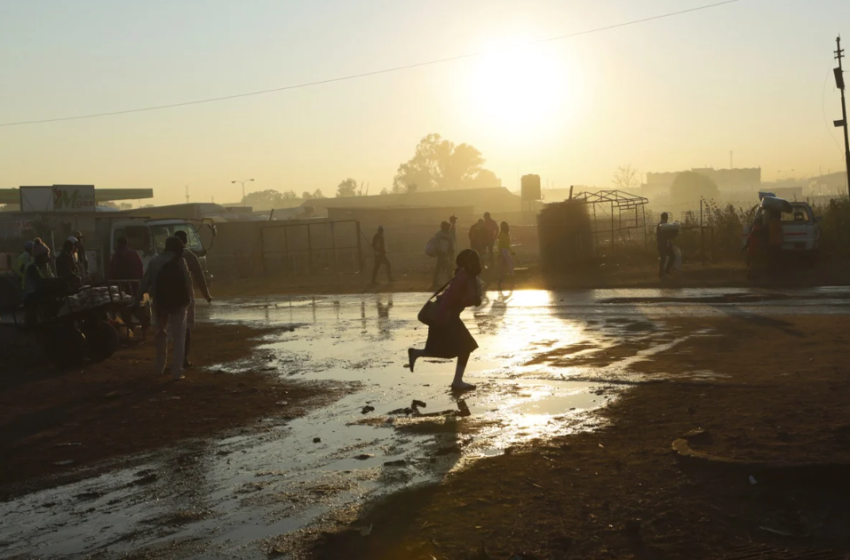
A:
[155,256,190,312]
[424,236,438,258]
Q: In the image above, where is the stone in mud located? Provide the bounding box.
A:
[384,459,406,467]
[354,454,374,460]
[361,405,376,414]
[313,437,321,443]
[682,428,711,444]
[411,399,427,409]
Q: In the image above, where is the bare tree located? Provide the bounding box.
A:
[613,165,641,191]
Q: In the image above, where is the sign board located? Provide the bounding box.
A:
[20,185,96,213]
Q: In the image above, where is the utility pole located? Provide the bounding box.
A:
[834,35,850,197]
[185,185,189,204]
[729,150,734,169]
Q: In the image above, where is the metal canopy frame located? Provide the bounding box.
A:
[573,190,650,258]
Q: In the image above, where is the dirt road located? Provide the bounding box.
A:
[3,288,850,559]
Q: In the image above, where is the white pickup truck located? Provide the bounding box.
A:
[95,218,214,283]
[742,200,821,261]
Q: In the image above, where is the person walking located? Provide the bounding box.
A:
[108,236,144,281]
[13,241,34,288]
[483,212,499,265]
[174,230,212,369]
[448,215,458,261]
[139,236,192,380]
[109,236,150,332]
[408,249,483,391]
[56,239,82,290]
[371,226,392,284]
[656,213,677,279]
[71,231,89,280]
[431,221,454,289]
[767,211,784,272]
[497,221,515,290]
[469,218,489,255]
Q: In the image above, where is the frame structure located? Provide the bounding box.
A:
[572,190,650,258]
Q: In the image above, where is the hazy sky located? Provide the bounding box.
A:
[1,0,848,205]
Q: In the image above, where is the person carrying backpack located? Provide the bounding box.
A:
[430,221,454,290]
[138,236,193,380]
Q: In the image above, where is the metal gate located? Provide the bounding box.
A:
[260,220,363,276]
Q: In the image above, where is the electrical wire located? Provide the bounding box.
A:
[0,0,745,128]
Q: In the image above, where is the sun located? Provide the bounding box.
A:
[464,40,575,139]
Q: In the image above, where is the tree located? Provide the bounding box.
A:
[119,202,133,210]
[379,188,389,195]
[613,165,640,191]
[302,191,312,200]
[241,189,302,211]
[670,171,720,206]
[312,189,325,199]
[336,178,358,198]
[392,133,499,192]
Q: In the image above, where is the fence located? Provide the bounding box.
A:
[205,219,363,279]
[261,220,362,275]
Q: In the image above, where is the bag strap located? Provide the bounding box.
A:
[428,273,456,301]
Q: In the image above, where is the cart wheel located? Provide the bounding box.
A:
[45,324,87,368]
[82,319,119,362]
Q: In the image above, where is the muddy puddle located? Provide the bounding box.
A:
[2,288,849,559]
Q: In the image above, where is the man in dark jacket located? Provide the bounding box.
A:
[431,221,454,289]
[175,230,212,369]
[371,226,392,284]
[109,237,144,281]
[72,231,89,280]
[656,213,677,278]
[56,239,82,290]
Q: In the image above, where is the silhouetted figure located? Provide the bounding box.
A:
[656,212,677,279]
[72,230,89,280]
[744,220,767,281]
[497,221,515,290]
[175,230,212,370]
[448,215,458,261]
[767,211,784,271]
[371,226,392,284]
[13,240,34,289]
[56,239,82,290]
[483,212,499,265]
[409,249,483,391]
[431,221,454,289]
[109,236,144,281]
[139,236,192,380]
[469,219,487,254]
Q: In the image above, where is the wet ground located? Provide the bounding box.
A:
[2,287,850,559]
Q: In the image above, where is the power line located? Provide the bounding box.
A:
[0,0,745,128]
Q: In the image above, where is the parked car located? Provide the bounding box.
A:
[742,199,821,263]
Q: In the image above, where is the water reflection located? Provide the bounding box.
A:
[10,289,845,558]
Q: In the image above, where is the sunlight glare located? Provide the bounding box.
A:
[465,39,574,139]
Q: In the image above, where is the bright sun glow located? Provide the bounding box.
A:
[464,40,575,140]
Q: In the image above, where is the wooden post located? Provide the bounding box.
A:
[260,226,268,275]
[356,221,364,274]
[331,221,338,273]
[700,199,706,264]
[306,224,314,276]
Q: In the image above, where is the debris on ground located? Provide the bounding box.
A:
[361,406,376,414]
